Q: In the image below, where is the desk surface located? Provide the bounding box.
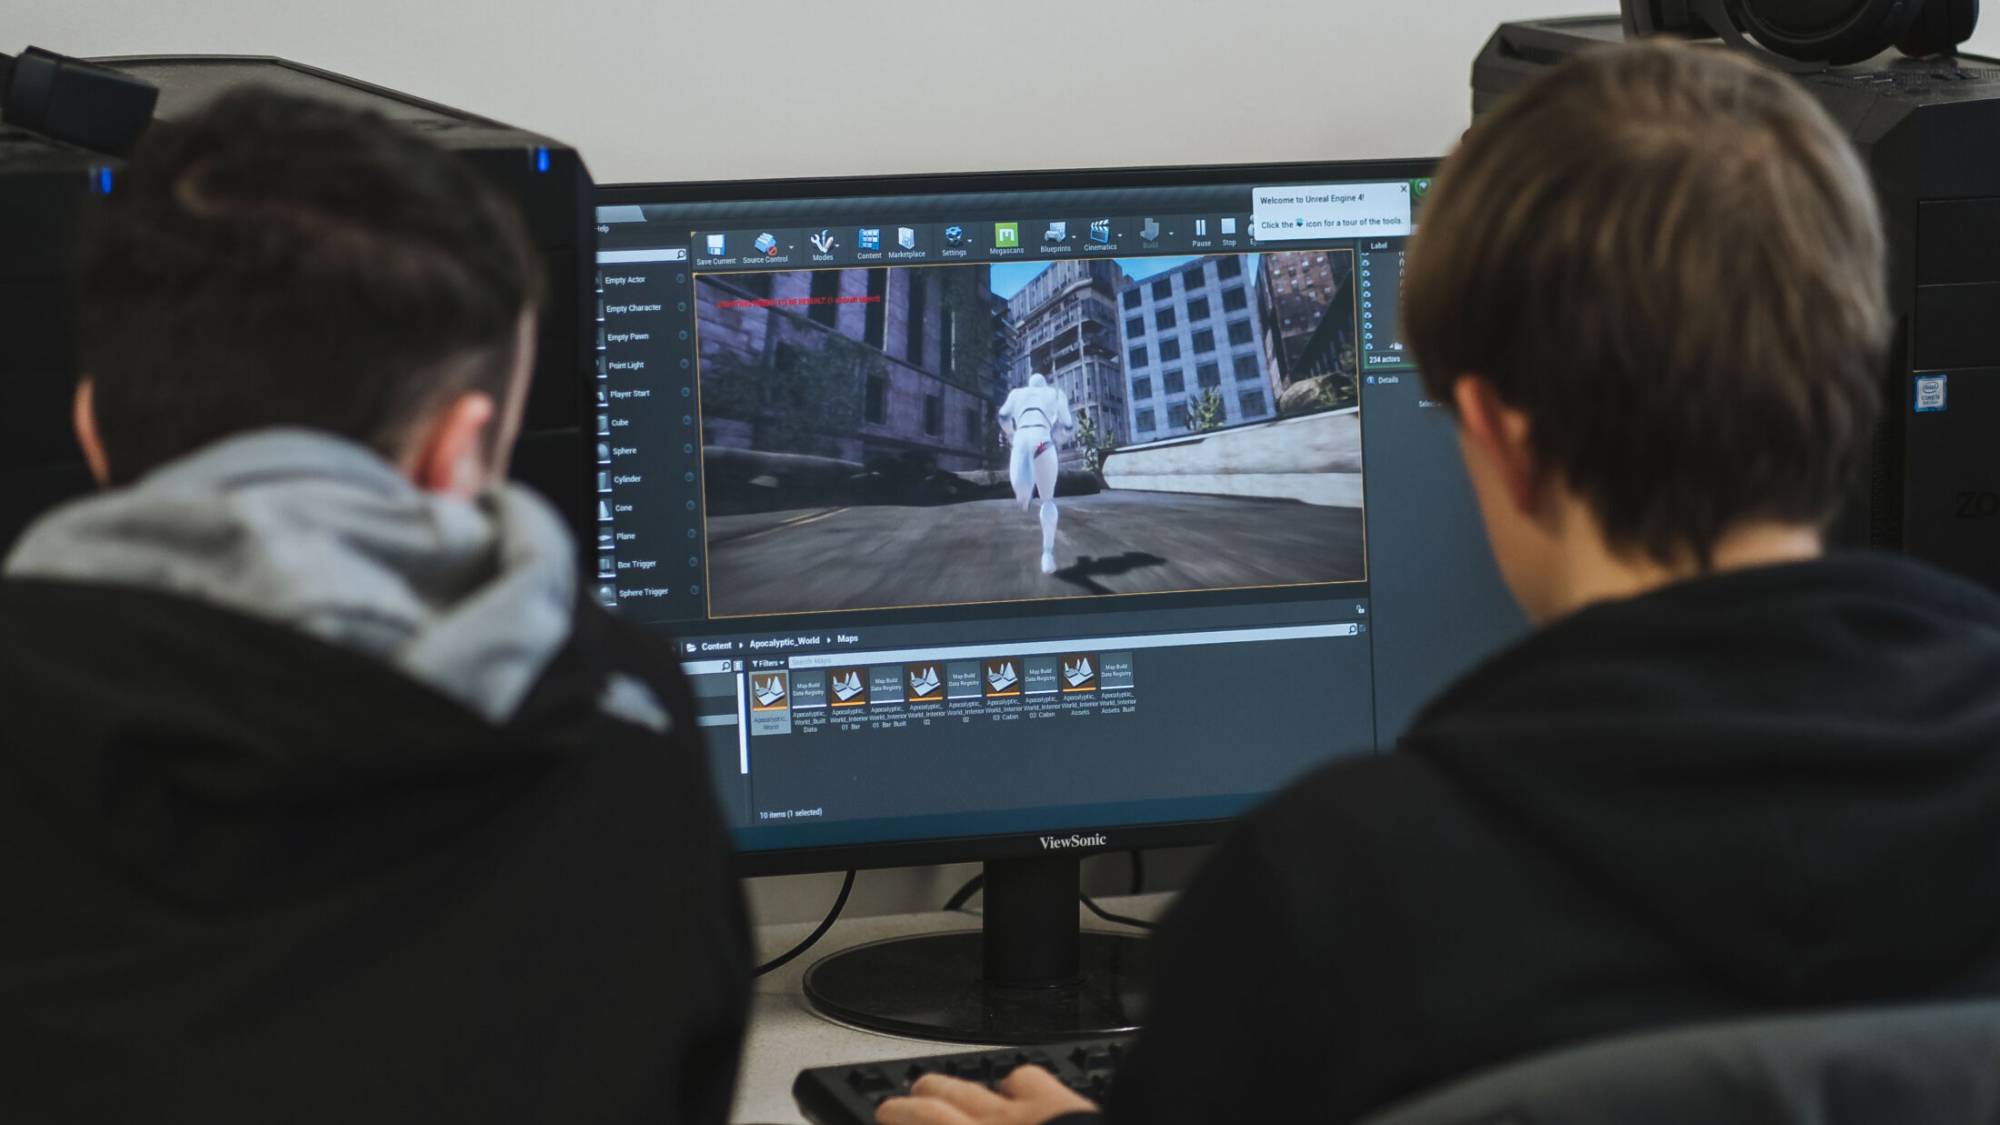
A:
[733,893,1172,1125]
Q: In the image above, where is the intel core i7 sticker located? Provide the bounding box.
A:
[1915,374,1947,413]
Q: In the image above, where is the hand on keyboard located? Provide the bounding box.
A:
[875,1063,1100,1125]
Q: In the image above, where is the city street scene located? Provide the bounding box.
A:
[693,252,1364,617]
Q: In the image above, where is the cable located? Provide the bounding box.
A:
[754,869,855,978]
[1081,893,1156,931]
[948,851,1151,918]
[943,872,984,913]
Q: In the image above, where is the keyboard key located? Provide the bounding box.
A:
[847,1069,895,1095]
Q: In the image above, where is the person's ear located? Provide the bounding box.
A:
[404,391,497,497]
[1451,375,1541,517]
[73,378,112,488]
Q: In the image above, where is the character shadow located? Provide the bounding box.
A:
[1054,552,1170,595]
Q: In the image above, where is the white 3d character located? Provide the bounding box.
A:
[998,372,1075,575]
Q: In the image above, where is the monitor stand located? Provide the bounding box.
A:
[800,854,1151,1044]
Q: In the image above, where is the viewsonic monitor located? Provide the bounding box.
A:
[595,160,1524,1041]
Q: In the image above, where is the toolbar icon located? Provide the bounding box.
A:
[705,234,725,256]
[1089,219,1111,245]
[897,226,917,251]
[1140,217,1161,241]
[753,232,779,256]
[1194,218,1208,237]
[944,224,967,247]
[809,229,838,254]
[994,222,1019,249]
[859,227,881,251]
[1220,216,1237,235]
[1044,221,1068,243]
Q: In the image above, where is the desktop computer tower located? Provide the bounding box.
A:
[0,56,594,551]
[1476,17,2000,589]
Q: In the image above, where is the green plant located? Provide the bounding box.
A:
[1186,387,1227,433]
[1073,406,1120,475]
[1313,372,1357,411]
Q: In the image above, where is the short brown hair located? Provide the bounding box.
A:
[78,88,543,485]
[1404,40,1888,564]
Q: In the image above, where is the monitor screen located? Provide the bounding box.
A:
[593,162,1525,871]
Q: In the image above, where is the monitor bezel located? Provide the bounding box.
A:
[599,155,1438,878]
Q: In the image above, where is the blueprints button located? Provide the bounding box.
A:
[1025,655,1061,695]
[947,661,983,699]
[1099,651,1135,690]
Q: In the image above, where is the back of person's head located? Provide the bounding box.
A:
[1405,39,1888,569]
[75,87,543,486]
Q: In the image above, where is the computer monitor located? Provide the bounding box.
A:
[594,160,1525,1041]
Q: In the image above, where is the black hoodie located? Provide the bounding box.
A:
[0,582,749,1125]
[1099,552,2000,1125]
[0,434,748,1125]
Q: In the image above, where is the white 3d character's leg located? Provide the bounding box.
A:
[1039,502,1060,574]
[1010,437,1036,511]
[1034,444,1060,574]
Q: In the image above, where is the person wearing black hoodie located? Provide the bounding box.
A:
[0,91,748,1122]
[880,39,2000,1125]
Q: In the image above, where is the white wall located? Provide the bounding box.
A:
[24,0,2000,923]
[13,0,1633,184]
[10,0,1616,926]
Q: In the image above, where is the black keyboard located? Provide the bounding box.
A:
[793,1036,1133,1125]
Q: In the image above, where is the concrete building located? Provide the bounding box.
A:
[1118,254,1271,443]
[696,264,1004,471]
[1256,249,1358,412]
[987,289,1019,456]
[1006,259,1131,454]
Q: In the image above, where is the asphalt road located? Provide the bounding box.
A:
[705,491,1365,617]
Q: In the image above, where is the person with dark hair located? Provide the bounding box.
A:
[0,89,748,1123]
[882,39,2000,1125]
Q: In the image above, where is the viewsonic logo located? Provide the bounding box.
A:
[1038,832,1109,851]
